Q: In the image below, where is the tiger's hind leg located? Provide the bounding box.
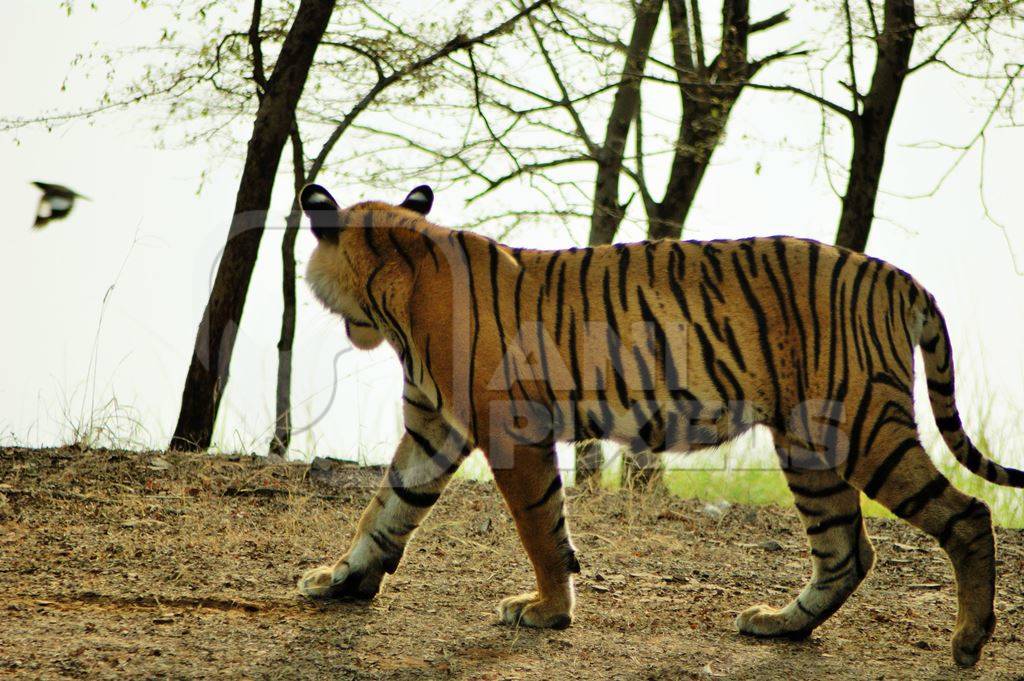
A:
[737,460,874,639]
[847,430,995,667]
[486,437,578,630]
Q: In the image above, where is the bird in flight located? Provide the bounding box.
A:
[32,181,89,228]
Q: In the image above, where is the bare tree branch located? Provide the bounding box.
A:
[467,155,593,201]
[749,9,789,33]
[248,0,268,100]
[689,0,707,75]
[841,0,860,113]
[307,0,551,180]
[522,2,599,155]
[908,0,985,74]
[745,82,855,119]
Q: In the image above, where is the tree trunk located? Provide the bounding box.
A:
[269,125,306,458]
[171,0,335,451]
[573,441,604,488]
[649,0,752,240]
[619,0,759,487]
[587,0,664,246]
[835,0,917,252]
[576,0,664,485]
[648,90,738,239]
[620,443,663,489]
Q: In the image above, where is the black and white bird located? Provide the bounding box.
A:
[32,181,89,228]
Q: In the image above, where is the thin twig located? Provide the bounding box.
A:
[248,0,268,99]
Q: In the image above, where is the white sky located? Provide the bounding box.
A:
[0,0,1021,468]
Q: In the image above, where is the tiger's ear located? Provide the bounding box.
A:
[300,184,341,242]
[399,185,433,215]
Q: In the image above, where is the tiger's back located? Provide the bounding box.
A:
[427,234,926,460]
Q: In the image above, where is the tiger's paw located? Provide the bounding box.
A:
[735,604,813,640]
[297,561,381,600]
[498,591,572,629]
[951,618,994,667]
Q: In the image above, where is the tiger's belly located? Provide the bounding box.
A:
[553,393,763,453]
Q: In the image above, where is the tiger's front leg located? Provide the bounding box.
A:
[487,438,579,629]
[298,404,468,599]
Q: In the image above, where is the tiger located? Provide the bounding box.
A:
[295,182,1024,667]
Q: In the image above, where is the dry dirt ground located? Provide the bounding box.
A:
[1,447,1023,680]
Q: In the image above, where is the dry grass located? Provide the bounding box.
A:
[2,447,1024,679]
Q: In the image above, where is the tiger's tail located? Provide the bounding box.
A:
[917,291,1024,487]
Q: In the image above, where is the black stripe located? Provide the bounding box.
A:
[534,283,562,425]
[699,280,724,341]
[387,228,415,271]
[567,307,583,439]
[644,241,656,288]
[795,502,824,518]
[738,239,758,276]
[369,529,402,556]
[847,261,870,371]
[406,427,461,476]
[666,246,692,320]
[616,245,631,311]
[543,250,560,294]
[863,437,919,499]
[761,252,791,327]
[369,531,405,574]
[527,475,564,510]
[843,380,875,479]
[362,212,381,257]
[731,251,783,428]
[796,599,816,617]
[966,443,982,472]
[631,343,657,400]
[937,499,988,546]
[457,233,481,441]
[871,371,909,394]
[602,269,630,408]
[403,395,436,412]
[927,379,955,397]
[579,248,593,321]
[554,260,568,344]
[859,400,913,476]
[893,476,950,519]
[814,567,853,588]
[488,243,515,404]
[593,367,614,435]
[825,252,850,399]
[775,240,808,382]
[935,414,962,432]
[513,266,526,332]
[722,319,748,372]
[788,481,850,498]
[807,241,821,370]
[692,323,730,403]
[807,511,860,535]
[388,466,440,508]
[421,232,440,270]
[701,261,725,303]
[919,334,940,353]
[703,242,724,280]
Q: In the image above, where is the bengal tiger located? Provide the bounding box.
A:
[295,183,1023,667]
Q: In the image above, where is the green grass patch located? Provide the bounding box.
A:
[455,432,1024,528]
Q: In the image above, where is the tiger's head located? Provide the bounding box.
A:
[300,184,434,350]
